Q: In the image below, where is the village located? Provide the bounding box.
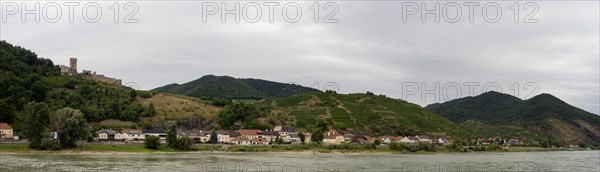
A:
[2,122,547,148]
[3,122,571,150]
[93,126,455,146]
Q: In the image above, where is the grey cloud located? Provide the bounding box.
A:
[1,1,598,114]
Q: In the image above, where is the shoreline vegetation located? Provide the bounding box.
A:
[0,143,567,155]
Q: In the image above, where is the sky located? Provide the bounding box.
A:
[1,1,599,114]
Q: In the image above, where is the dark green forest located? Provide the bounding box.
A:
[152,75,321,100]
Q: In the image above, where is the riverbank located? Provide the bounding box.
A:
[0,143,565,155]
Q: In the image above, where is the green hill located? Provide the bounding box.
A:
[152,75,320,100]
[262,92,469,138]
[0,41,156,132]
[426,91,600,144]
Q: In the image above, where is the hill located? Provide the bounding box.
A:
[152,75,320,100]
[257,92,469,138]
[0,40,157,132]
[426,91,600,144]
[136,93,221,129]
[0,41,466,139]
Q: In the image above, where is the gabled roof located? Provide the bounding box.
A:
[217,130,230,135]
[228,131,241,137]
[281,126,298,133]
[0,123,12,130]
[122,129,143,134]
[324,130,342,139]
[143,130,166,134]
[260,131,280,136]
[96,129,117,135]
[238,129,260,136]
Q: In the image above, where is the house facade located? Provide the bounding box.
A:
[0,123,13,139]
[323,130,344,144]
[96,129,117,141]
[239,130,261,140]
[143,130,167,142]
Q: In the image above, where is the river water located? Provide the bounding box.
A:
[1,151,599,172]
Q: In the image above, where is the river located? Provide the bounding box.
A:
[1,151,599,171]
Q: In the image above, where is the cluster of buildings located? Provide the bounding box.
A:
[375,135,452,145]
[94,125,454,146]
[95,126,307,145]
[474,137,528,146]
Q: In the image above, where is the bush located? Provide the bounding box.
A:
[41,140,61,151]
[405,143,420,152]
[389,142,402,151]
[145,136,160,149]
[174,136,193,151]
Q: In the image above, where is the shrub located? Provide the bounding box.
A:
[41,140,61,151]
[145,135,160,149]
[174,136,193,151]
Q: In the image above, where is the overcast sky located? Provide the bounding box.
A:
[1,1,598,114]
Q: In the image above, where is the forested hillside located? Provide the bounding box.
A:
[153,75,320,100]
[0,41,155,132]
[426,91,600,144]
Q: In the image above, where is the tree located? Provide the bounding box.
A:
[165,121,178,148]
[298,132,306,144]
[210,129,218,144]
[129,90,137,100]
[145,135,160,149]
[374,139,381,145]
[310,129,324,144]
[23,102,50,149]
[31,80,49,101]
[174,136,193,150]
[316,120,328,132]
[145,103,156,117]
[52,108,89,148]
[274,136,283,144]
[0,99,15,124]
[541,139,551,148]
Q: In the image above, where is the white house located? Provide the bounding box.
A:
[143,130,167,142]
[416,135,432,143]
[231,136,251,145]
[121,129,145,141]
[96,129,117,141]
[114,131,128,141]
[323,130,344,144]
[217,131,231,144]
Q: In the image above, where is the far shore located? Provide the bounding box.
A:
[1,143,575,155]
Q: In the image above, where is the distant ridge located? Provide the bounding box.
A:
[426,91,600,144]
[152,75,321,99]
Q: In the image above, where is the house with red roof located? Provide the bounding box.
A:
[0,123,13,139]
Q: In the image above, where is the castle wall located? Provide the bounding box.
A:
[61,58,122,86]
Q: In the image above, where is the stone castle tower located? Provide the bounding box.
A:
[69,58,77,74]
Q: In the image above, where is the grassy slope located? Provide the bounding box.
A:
[270,92,468,138]
[460,120,540,139]
[137,93,221,123]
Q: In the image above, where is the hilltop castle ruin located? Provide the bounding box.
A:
[60,58,122,85]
